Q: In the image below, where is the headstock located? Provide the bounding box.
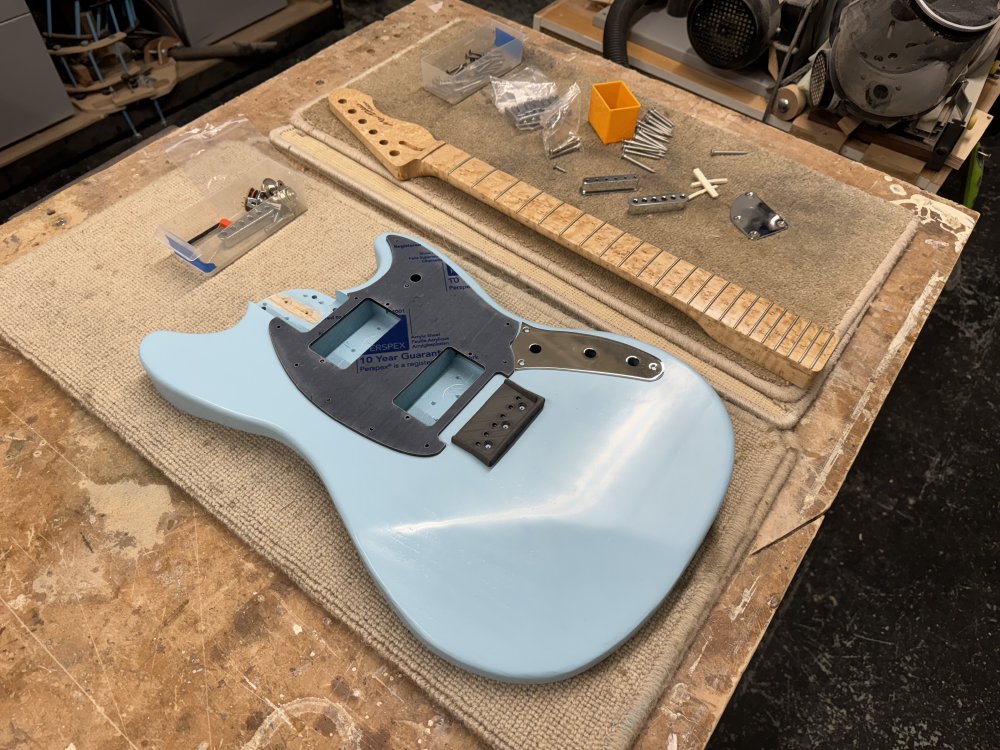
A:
[327,89,443,181]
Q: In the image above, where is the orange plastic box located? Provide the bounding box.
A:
[588,81,640,144]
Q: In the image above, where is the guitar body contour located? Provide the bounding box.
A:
[140,233,734,683]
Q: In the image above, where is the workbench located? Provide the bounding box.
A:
[0,2,977,748]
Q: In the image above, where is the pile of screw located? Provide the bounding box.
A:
[505,94,559,130]
[436,48,510,99]
[547,135,581,158]
[245,178,286,211]
[445,49,485,76]
[620,109,673,174]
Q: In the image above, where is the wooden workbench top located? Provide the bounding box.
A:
[0,2,976,748]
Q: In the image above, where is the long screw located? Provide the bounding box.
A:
[711,149,749,156]
[621,154,656,173]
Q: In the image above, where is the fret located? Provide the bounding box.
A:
[620,243,661,277]
[581,225,625,257]
[518,193,562,224]
[789,322,822,362]
[762,312,798,348]
[720,292,759,327]
[540,204,584,236]
[421,143,470,173]
[327,87,842,387]
[706,284,745,320]
[804,331,835,369]
[638,250,679,284]
[449,158,495,188]
[674,269,714,304]
[692,277,729,313]
[658,260,697,295]
[561,215,605,245]
[602,234,643,265]
[497,183,542,213]
[775,316,811,357]
[474,171,518,201]
[746,302,781,339]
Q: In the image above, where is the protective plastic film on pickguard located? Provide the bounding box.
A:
[268,235,518,455]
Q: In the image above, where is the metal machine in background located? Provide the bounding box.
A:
[807,0,1000,168]
[597,0,1000,168]
[0,0,75,150]
[21,0,288,137]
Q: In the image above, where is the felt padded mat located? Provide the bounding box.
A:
[272,125,816,431]
[0,141,795,750]
[291,20,917,412]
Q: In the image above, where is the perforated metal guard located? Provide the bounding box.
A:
[809,51,829,108]
[688,0,760,70]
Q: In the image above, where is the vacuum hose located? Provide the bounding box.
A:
[602,0,649,67]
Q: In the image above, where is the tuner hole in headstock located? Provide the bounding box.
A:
[368,129,377,135]
[583,347,597,359]
[337,98,347,104]
[626,355,640,367]
[378,139,389,145]
[389,150,400,157]
[358,118,367,124]
[347,108,356,114]
[410,273,421,282]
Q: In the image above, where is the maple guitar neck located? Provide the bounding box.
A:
[327,88,838,388]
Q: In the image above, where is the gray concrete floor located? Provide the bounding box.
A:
[4,2,997,746]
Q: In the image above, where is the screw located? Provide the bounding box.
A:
[648,362,659,371]
[624,150,662,160]
[749,231,760,240]
[711,149,749,156]
[648,108,674,128]
[777,98,790,113]
[517,358,526,366]
[548,142,581,159]
[621,154,656,173]
[553,165,567,173]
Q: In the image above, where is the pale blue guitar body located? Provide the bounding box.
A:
[140,233,734,683]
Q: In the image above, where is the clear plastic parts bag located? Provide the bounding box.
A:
[542,83,582,158]
[490,67,559,130]
[156,119,307,276]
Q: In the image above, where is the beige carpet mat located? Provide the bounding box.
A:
[0,140,796,750]
[286,20,917,421]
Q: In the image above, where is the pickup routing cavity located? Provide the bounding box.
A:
[394,348,485,425]
[580,175,639,195]
[310,299,402,369]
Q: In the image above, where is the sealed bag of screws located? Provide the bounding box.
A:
[542,83,583,159]
[491,67,558,131]
[156,158,308,276]
[421,23,526,104]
